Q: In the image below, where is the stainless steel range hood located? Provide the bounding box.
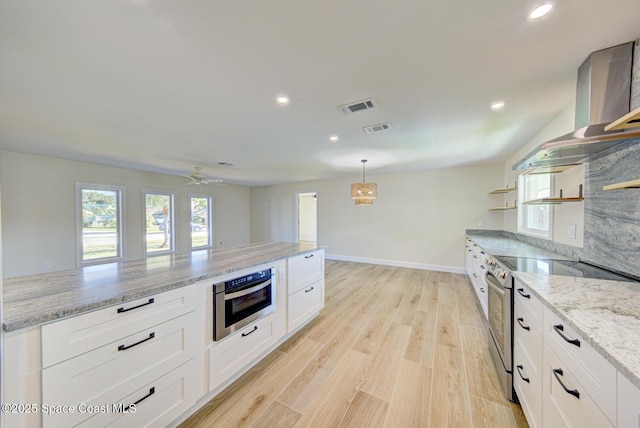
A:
[513,41,640,170]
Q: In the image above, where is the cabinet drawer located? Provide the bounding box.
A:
[543,306,616,423]
[42,285,197,368]
[288,279,324,332]
[288,250,324,294]
[76,359,197,428]
[617,372,640,428]
[543,344,613,428]
[208,314,279,392]
[514,311,542,375]
[514,338,542,428]
[514,280,543,334]
[42,312,197,428]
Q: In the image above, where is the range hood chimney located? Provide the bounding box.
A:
[513,41,640,170]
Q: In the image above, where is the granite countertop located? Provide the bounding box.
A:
[513,272,640,390]
[2,241,321,332]
[466,232,570,260]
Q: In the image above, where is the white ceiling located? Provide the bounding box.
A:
[1,1,639,186]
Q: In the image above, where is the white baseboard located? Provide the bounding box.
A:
[325,253,466,274]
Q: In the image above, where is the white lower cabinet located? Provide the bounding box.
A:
[41,312,198,427]
[75,359,197,428]
[208,313,281,392]
[542,343,613,428]
[287,250,325,333]
[618,372,640,428]
[513,282,543,428]
[287,279,324,332]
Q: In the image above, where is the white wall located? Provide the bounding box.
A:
[251,164,504,271]
[0,151,250,278]
[501,100,586,247]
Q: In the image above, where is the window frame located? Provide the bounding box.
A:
[189,194,213,250]
[143,190,176,257]
[517,173,554,240]
[76,183,126,267]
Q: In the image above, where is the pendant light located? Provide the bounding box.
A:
[351,159,377,205]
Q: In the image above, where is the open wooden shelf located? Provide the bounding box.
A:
[524,164,579,175]
[523,197,584,205]
[489,206,517,211]
[489,186,517,194]
[603,179,640,191]
[604,106,640,131]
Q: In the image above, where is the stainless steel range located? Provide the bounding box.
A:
[483,255,515,401]
[483,253,639,403]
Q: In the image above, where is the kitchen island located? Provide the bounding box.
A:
[2,241,325,428]
[3,241,320,332]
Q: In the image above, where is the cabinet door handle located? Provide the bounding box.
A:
[516,365,530,383]
[304,254,314,259]
[305,286,314,293]
[119,387,156,412]
[480,288,485,293]
[118,332,155,351]
[242,326,258,337]
[553,368,580,399]
[117,298,155,313]
[517,288,530,299]
[517,317,530,331]
[473,255,478,259]
[553,324,581,347]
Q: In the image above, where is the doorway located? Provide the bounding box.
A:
[296,192,318,244]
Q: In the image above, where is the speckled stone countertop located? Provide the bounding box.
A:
[3,241,321,332]
[466,232,570,260]
[513,272,640,390]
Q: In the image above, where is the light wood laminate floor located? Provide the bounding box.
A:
[180,260,529,428]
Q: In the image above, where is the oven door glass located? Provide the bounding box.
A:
[225,280,272,328]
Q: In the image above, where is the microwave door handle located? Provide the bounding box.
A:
[225,279,272,300]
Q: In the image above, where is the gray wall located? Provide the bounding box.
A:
[0,151,251,278]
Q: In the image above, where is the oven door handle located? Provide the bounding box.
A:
[485,271,504,294]
[225,279,272,300]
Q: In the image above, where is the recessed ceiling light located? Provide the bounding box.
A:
[276,95,289,105]
[491,101,506,111]
[330,135,339,142]
[528,3,553,20]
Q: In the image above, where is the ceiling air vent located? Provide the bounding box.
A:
[363,122,391,134]
[338,98,377,115]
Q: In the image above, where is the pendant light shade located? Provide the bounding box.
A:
[351,159,377,204]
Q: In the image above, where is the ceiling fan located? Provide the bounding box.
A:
[184,167,223,185]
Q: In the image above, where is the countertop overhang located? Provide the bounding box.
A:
[2,241,321,332]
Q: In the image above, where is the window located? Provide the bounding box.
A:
[76,184,125,265]
[518,173,553,239]
[144,191,175,256]
[190,195,212,249]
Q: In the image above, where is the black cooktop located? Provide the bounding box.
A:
[495,256,639,283]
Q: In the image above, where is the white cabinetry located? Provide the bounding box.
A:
[513,280,543,428]
[465,237,473,277]
[542,306,616,426]
[470,243,487,318]
[40,286,200,428]
[208,312,282,392]
[287,250,325,332]
[618,372,640,428]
